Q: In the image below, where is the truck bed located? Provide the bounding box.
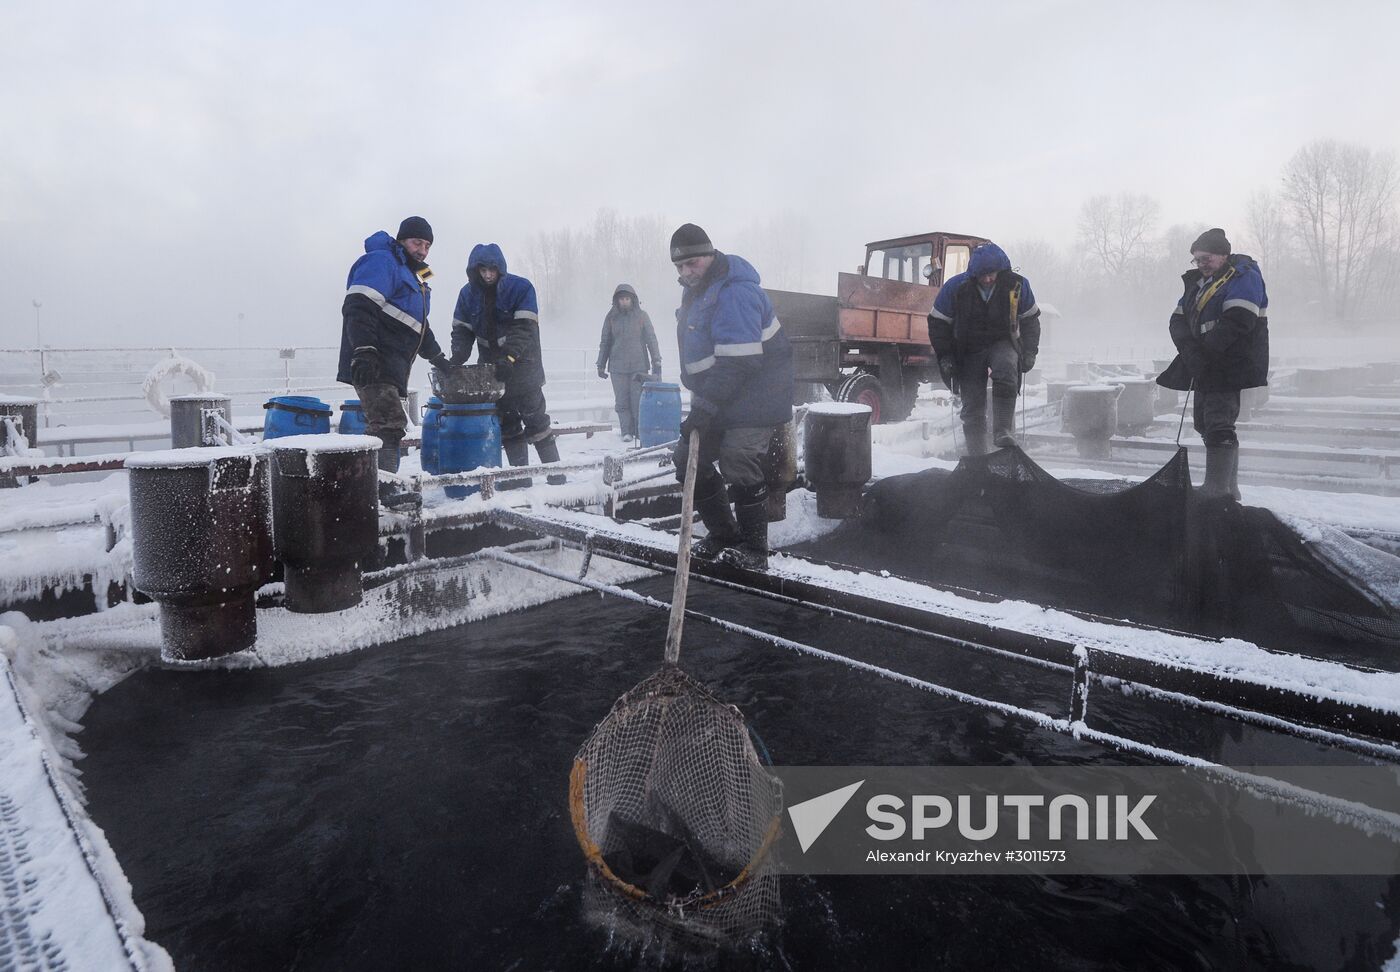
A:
[768,274,935,346]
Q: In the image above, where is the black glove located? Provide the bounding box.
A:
[429,353,454,372]
[1019,351,1037,374]
[597,366,608,379]
[350,347,382,386]
[493,355,516,383]
[679,406,715,438]
[1183,345,1206,378]
[938,359,959,395]
[650,368,662,379]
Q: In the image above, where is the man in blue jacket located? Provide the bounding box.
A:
[671,223,794,569]
[449,243,564,486]
[1155,228,1270,500]
[927,242,1041,454]
[338,216,453,481]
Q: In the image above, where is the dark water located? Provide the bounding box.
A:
[79,576,1400,971]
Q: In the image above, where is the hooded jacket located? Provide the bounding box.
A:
[677,252,794,429]
[1156,253,1270,392]
[597,283,661,375]
[450,244,545,390]
[337,231,445,395]
[927,242,1041,361]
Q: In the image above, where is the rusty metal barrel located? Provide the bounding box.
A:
[1061,384,1121,459]
[803,402,872,518]
[763,420,797,521]
[169,394,232,448]
[126,446,271,660]
[269,434,379,613]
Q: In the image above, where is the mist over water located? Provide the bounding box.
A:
[78,577,1400,970]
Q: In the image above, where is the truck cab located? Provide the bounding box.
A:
[767,231,988,423]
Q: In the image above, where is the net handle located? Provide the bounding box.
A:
[664,431,702,664]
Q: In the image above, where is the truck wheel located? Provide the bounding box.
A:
[836,372,885,424]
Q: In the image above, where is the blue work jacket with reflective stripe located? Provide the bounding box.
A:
[337,231,444,395]
[676,252,793,429]
[1158,253,1270,392]
[450,243,545,390]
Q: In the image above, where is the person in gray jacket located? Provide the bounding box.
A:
[596,283,662,442]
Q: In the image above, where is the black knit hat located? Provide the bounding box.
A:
[1190,227,1230,256]
[396,216,434,243]
[670,223,715,262]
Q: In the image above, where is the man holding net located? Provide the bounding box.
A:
[669,223,794,569]
[1155,227,1270,500]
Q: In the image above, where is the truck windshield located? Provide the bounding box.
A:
[943,244,971,279]
[867,243,933,284]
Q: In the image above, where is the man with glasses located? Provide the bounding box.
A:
[927,242,1041,453]
[670,223,794,569]
[1155,227,1270,500]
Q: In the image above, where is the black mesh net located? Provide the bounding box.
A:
[802,447,1400,668]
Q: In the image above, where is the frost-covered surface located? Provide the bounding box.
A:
[123,444,261,469]
[1273,512,1400,609]
[0,640,171,972]
[0,524,128,610]
[265,432,381,455]
[0,474,123,532]
[807,402,872,416]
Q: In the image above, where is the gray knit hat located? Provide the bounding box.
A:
[669,223,715,262]
[1190,227,1230,256]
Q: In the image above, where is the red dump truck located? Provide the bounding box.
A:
[767,230,988,423]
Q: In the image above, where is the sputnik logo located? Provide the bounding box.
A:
[787,780,865,852]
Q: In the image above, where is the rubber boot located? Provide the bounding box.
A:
[721,485,770,570]
[962,423,989,457]
[691,483,739,560]
[534,434,567,485]
[991,393,1017,449]
[376,436,402,474]
[499,437,532,490]
[1199,444,1240,501]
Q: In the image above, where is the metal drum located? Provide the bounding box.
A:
[1061,384,1121,459]
[269,434,379,613]
[126,446,271,660]
[169,394,232,448]
[803,403,873,518]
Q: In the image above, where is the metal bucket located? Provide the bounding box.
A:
[430,364,505,405]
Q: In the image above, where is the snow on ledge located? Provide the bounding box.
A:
[0,644,172,972]
[265,433,382,455]
[124,445,262,469]
[807,402,872,416]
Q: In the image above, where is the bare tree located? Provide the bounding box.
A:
[1077,193,1161,276]
[1243,189,1291,275]
[1282,139,1400,323]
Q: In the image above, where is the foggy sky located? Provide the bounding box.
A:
[4,0,1398,349]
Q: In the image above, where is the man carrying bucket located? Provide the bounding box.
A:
[670,223,794,569]
[337,216,454,486]
[449,243,566,486]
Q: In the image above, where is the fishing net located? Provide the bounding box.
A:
[845,444,1400,664]
[569,664,783,945]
